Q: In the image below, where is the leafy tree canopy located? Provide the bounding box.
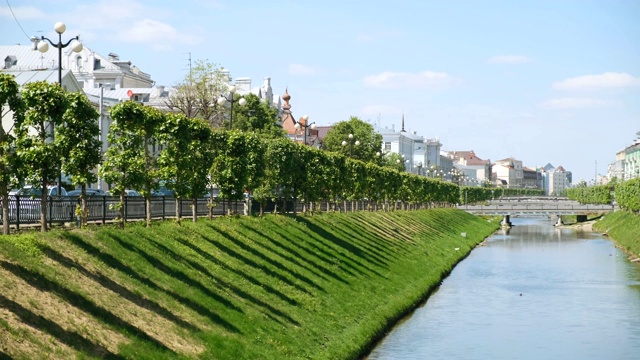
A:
[322,116,382,163]
[233,93,284,138]
[165,60,229,128]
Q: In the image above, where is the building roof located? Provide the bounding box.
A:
[1,69,82,92]
[448,150,490,165]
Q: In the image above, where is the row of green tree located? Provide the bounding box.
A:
[567,178,640,212]
[459,186,544,204]
[1,74,468,234]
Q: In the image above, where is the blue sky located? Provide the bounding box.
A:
[2,0,639,182]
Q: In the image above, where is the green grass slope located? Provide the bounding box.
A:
[593,211,640,260]
[0,209,498,359]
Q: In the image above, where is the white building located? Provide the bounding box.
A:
[547,166,570,196]
[493,157,524,188]
[370,113,443,174]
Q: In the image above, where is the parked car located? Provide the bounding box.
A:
[7,185,72,222]
[67,188,106,197]
[151,187,175,197]
[14,185,67,197]
[104,189,141,197]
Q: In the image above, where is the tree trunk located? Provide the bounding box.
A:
[40,178,47,232]
[1,186,9,235]
[192,198,197,222]
[292,196,297,216]
[146,194,152,227]
[81,184,88,228]
[175,198,181,222]
[119,192,125,229]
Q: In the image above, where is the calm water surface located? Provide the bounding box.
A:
[367,217,640,360]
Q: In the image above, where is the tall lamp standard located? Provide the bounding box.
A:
[341,134,360,157]
[217,85,247,130]
[37,22,83,195]
[294,115,316,146]
[415,161,423,176]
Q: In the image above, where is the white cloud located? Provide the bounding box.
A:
[0,6,46,19]
[288,64,321,76]
[540,97,614,109]
[487,55,532,64]
[67,1,200,50]
[363,71,458,89]
[115,19,200,51]
[553,72,640,91]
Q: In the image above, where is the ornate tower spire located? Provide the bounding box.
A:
[282,87,291,110]
[401,111,406,132]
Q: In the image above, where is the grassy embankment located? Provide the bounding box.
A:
[0,209,498,359]
[593,211,640,261]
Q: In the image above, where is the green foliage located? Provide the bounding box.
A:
[614,178,640,212]
[567,184,613,205]
[322,116,383,163]
[16,81,68,188]
[158,114,214,220]
[0,73,25,234]
[459,186,543,204]
[209,130,255,203]
[100,101,147,195]
[16,81,69,231]
[58,92,101,187]
[384,152,409,172]
[233,93,284,137]
[100,101,163,227]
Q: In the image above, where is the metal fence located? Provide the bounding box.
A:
[0,196,247,229]
[0,195,437,230]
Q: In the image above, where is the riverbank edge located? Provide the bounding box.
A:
[0,209,502,359]
[593,211,640,263]
[360,215,500,358]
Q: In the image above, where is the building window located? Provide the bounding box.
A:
[384,142,391,151]
[94,59,101,70]
[76,56,83,70]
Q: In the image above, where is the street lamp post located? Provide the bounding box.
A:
[415,161,423,176]
[341,133,360,157]
[37,22,83,196]
[294,115,316,146]
[217,85,247,130]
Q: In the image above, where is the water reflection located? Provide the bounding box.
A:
[367,217,640,360]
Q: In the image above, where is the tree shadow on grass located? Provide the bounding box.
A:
[171,235,302,305]
[239,224,344,285]
[0,349,13,360]
[202,224,322,294]
[295,217,393,276]
[0,294,124,360]
[0,261,172,355]
[330,215,405,259]
[106,233,243,314]
[203,225,328,293]
[267,221,381,278]
[39,245,199,332]
[138,233,300,327]
[291,225,387,278]
[62,233,241,334]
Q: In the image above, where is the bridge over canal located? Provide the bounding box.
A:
[458,199,615,226]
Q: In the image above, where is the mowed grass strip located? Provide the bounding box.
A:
[0,209,498,359]
[593,211,640,260]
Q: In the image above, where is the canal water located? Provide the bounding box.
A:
[367,217,640,360]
